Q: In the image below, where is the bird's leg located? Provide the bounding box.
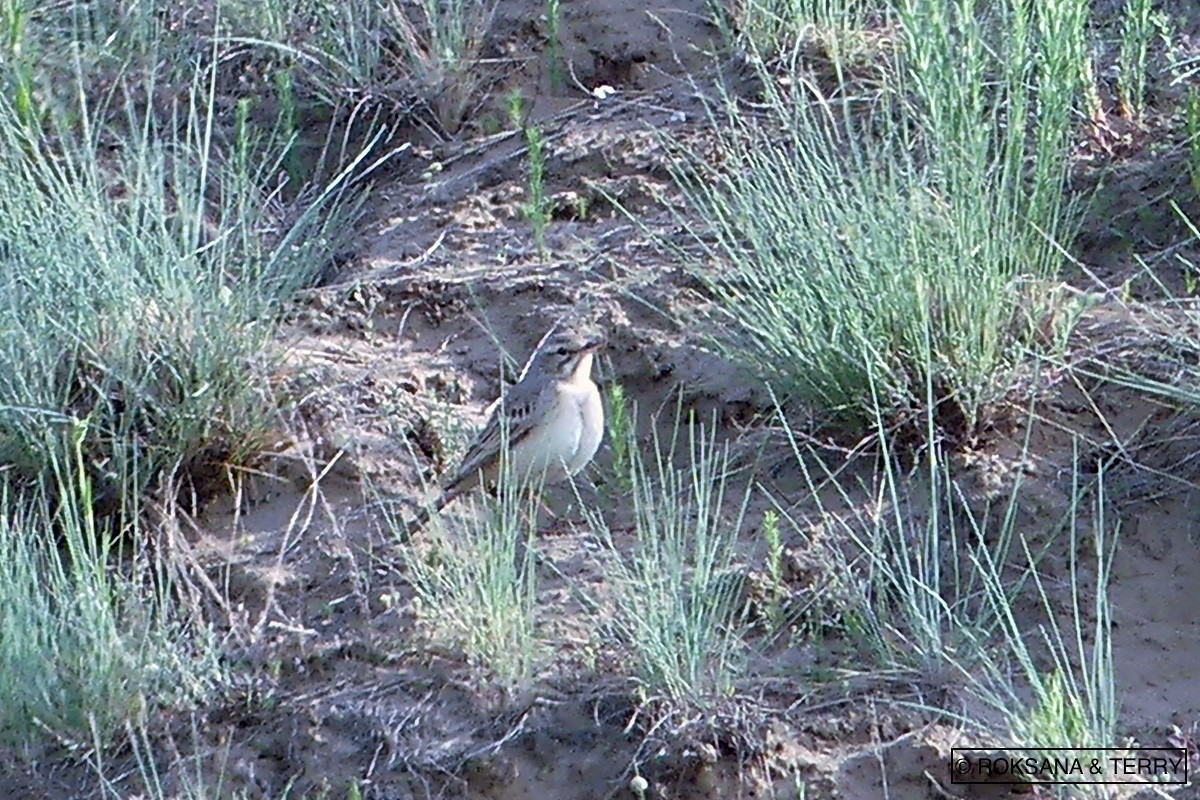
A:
[543,480,600,536]
[526,486,580,538]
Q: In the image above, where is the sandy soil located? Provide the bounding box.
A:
[4,0,1200,798]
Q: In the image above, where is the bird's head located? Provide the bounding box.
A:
[530,324,606,382]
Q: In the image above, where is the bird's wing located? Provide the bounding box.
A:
[444,377,551,494]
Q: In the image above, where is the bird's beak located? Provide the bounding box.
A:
[582,336,606,353]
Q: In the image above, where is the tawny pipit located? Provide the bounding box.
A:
[405,324,605,535]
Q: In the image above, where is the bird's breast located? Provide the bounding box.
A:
[507,381,603,484]
[568,381,604,475]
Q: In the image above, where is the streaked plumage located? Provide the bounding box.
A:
[403,324,605,537]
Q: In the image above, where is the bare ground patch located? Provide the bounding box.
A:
[5,0,1200,798]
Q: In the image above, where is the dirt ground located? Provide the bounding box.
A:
[4,0,1200,798]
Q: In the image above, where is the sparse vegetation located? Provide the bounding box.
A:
[0,0,381,766]
[714,0,872,58]
[1119,0,1154,120]
[1188,88,1200,196]
[760,508,786,633]
[605,382,635,492]
[778,400,1121,770]
[509,88,552,260]
[583,413,753,708]
[0,70,369,497]
[543,0,565,91]
[0,423,221,746]
[676,0,1083,433]
[386,438,546,688]
[398,504,544,688]
[392,0,502,132]
[980,461,1119,757]
[3,0,1198,795]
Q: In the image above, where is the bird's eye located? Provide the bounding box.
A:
[555,346,570,356]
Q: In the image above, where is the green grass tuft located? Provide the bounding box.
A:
[386,424,547,689]
[0,421,222,746]
[778,395,1119,754]
[585,411,753,708]
[674,0,1082,434]
[0,61,368,498]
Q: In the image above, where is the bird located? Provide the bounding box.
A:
[402,323,606,538]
